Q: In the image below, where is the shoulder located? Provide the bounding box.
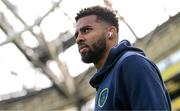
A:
[122,54,149,66]
[117,53,159,78]
[114,52,160,80]
[122,54,155,73]
[119,53,161,84]
[114,53,154,78]
[117,52,149,67]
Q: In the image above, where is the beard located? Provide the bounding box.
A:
[80,35,106,64]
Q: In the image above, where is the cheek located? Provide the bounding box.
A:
[86,36,97,46]
[93,42,101,49]
[87,32,106,48]
[91,39,104,50]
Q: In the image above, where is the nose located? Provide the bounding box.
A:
[76,33,85,44]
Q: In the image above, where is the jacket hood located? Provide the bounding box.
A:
[89,40,145,88]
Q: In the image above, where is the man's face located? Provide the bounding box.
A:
[75,15,107,63]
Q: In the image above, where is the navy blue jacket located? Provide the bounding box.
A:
[90,40,171,110]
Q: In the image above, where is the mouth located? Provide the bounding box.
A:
[79,44,89,54]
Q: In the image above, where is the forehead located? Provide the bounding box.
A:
[75,15,99,31]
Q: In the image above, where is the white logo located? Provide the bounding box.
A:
[98,88,108,108]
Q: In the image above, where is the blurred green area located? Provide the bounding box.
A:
[162,62,180,111]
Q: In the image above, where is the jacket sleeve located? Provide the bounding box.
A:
[121,55,171,110]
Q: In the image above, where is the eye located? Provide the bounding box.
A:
[81,27,92,34]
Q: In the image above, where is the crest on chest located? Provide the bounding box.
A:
[98,88,109,108]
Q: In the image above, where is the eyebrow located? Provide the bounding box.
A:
[80,25,92,31]
[74,25,92,38]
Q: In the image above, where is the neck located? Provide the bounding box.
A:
[94,39,118,69]
[94,46,112,70]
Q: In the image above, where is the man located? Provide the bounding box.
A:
[74,6,171,110]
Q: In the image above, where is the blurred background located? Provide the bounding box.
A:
[0,0,179,110]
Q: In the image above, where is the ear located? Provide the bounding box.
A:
[106,26,117,39]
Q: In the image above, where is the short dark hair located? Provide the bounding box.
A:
[75,6,119,32]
